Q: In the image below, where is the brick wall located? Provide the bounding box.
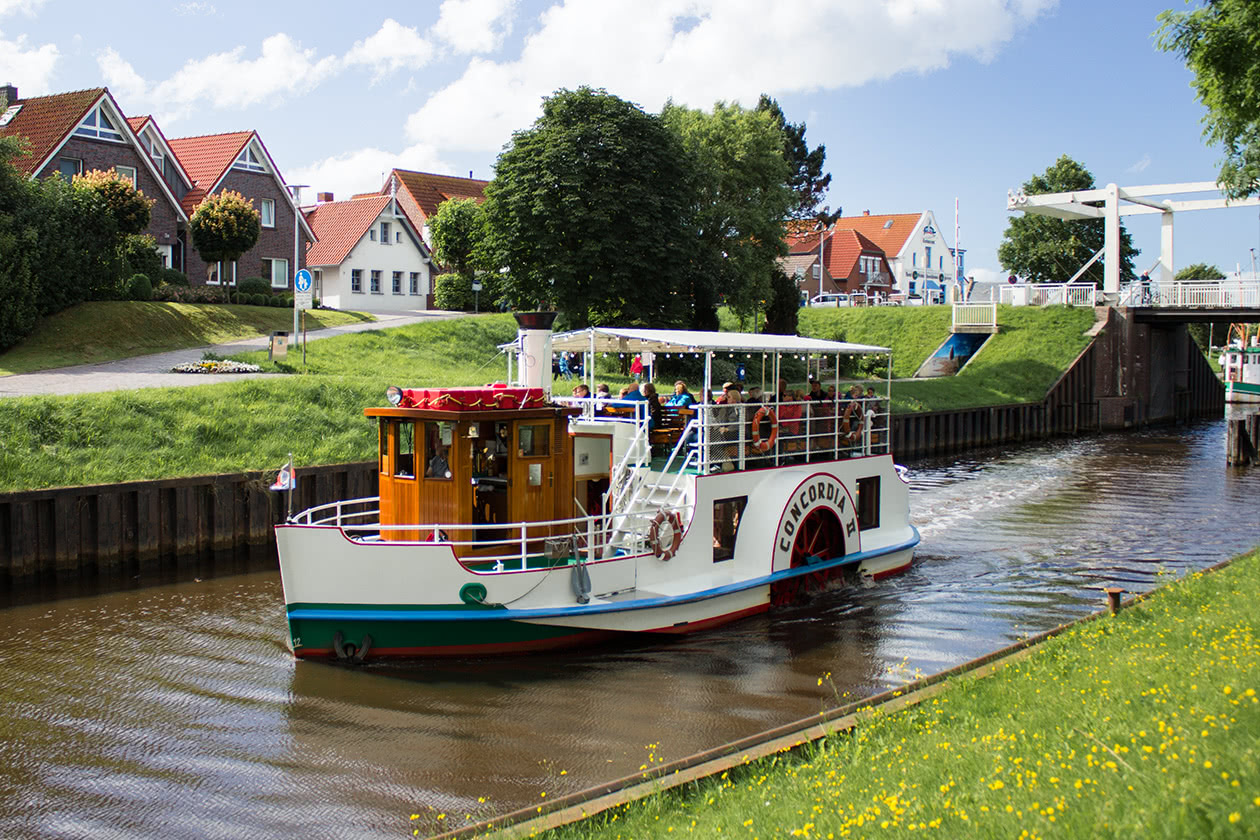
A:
[36,136,183,265]
[185,169,309,289]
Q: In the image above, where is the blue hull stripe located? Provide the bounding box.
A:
[287,527,921,623]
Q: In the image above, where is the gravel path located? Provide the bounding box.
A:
[0,309,466,398]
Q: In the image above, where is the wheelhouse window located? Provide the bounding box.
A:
[260,198,275,228]
[857,476,880,531]
[395,421,416,479]
[713,496,748,562]
[73,106,123,141]
[518,424,550,457]
[370,270,382,294]
[379,419,390,474]
[424,421,453,479]
[392,271,403,294]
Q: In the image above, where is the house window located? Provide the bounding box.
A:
[206,261,237,286]
[370,270,381,293]
[395,231,401,244]
[57,157,83,182]
[233,145,265,172]
[380,222,391,244]
[912,252,917,267]
[713,496,748,562]
[925,246,932,271]
[351,269,363,293]
[144,130,164,169]
[369,229,376,241]
[392,271,402,294]
[263,257,289,289]
[409,272,420,295]
[114,165,136,187]
[260,198,275,228]
[857,476,881,531]
[73,106,123,141]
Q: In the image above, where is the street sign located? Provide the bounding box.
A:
[294,268,313,310]
[471,279,483,292]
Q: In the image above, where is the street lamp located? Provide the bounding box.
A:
[287,184,308,347]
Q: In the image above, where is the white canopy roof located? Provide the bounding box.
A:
[545,327,889,356]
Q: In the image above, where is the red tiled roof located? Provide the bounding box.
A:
[167,130,253,214]
[388,169,488,220]
[304,195,392,266]
[126,115,150,133]
[786,212,923,259]
[0,87,105,176]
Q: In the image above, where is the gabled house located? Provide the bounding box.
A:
[0,84,191,270]
[304,193,432,312]
[378,168,488,249]
[785,228,893,301]
[167,130,314,291]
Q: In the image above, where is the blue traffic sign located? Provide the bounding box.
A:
[294,269,313,293]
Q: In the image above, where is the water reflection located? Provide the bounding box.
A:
[0,420,1256,839]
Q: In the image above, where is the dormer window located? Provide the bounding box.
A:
[143,130,164,169]
[234,145,265,173]
[73,106,123,142]
[0,104,21,127]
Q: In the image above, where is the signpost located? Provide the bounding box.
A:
[294,268,312,367]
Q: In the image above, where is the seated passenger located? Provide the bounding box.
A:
[427,446,450,478]
[664,380,695,408]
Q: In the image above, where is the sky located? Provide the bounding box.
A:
[3,0,1258,285]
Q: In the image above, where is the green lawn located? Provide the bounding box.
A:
[0,301,375,375]
[512,547,1260,840]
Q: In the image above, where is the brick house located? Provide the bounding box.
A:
[375,168,488,249]
[167,130,313,291]
[304,192,432,312]
[0,84,191,270]
[785,224,893,302]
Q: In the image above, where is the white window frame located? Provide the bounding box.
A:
[409,272,420,295]
[270,258,289,289]
[206,261,238,286]
[260,198,275,229]
[351,269,363,293]
[233,145,266,173]
[392,271,403,295]
[380,222,391,245]
[369,229,376,241]
[73,106,124,142]
[58,157,83,182]
[370,270,382,294]
[114,165,137,187]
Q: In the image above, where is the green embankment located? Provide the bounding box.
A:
[512,548,1260,840]
[0,301,375,376]
[0,307,1097,491]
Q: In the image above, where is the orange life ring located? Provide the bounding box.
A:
[751,406,779,452]
[649,510,683,560]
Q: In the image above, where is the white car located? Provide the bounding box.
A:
[808,293,851,307]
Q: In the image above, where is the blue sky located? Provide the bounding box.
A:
[3,0,1255,284]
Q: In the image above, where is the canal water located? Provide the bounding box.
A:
[0,420,1256,839]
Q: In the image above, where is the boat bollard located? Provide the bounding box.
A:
[1103,586,1125,615]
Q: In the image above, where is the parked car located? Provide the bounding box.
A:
[808,293,851,307]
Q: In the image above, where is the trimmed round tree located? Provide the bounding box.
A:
[73,168,154,236]
[189,190,260,299]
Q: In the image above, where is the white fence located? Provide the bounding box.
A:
[998,283,1097,307]
[1118,280,1260,309]
[952,302,997,331]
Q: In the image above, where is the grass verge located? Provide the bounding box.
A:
[512,548,1260,840]
[0,301,375,375]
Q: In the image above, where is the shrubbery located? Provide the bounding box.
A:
[128,274,153,301]
[158,267,189,287]
[434,273,474,310]
[238,276,271,297]
[152,284,234,304]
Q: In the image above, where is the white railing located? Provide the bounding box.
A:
[952,302,996,331]
[694,397,888,471]
[1149,281,1260,309]
[999,283,1097,307]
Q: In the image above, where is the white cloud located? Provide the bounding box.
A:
[406,0,1057,153]
[0,30,58,95]
[432,0,518,54]
[97,34,339,123]
[344,18,434,81]
[174,2,217,15]
[287,143,451,204]
[1127,154,1151,174]
[0,0,45,17]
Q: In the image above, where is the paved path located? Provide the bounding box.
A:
[0,309,466,398]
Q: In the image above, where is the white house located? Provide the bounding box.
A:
[792,211,956,300]
[304,193,432,312]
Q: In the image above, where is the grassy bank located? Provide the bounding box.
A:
[0,301,374,375]
[514,548,1260,840]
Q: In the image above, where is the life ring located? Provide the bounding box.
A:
[649,510,683,560]
[751,406,779,452]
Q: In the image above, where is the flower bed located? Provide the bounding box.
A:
[171,360,262,374]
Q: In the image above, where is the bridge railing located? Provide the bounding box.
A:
[999,283,1096,307]
[952,302,997,331]
[1119,280,1260,308]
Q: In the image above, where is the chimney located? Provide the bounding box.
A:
[863,209,870,216]
[0,83,17,107]
[316,192,334,203]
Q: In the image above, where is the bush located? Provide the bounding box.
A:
[159,268,189,287]
[283,294,294,307]
[128,273,153,301]
[152,284,230,304]
[434,273,475,311]
[238,276,271,297]
[268,295,285,307]
[119,235,163,291]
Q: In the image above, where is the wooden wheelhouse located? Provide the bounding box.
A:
[366,387,578,555]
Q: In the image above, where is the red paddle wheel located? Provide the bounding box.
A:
[770,507,847,606]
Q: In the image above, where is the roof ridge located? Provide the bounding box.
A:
[168,129,255,142]
[393,167,489,184]
[12,86,106,103]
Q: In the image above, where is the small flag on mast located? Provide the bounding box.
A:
[270,458,295,491]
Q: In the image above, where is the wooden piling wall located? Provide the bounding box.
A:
[0,461,376,588]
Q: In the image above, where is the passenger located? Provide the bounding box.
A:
[714,383,744,470]
[630,354,644,383]
[841,384,866,447]
[572,383,590,398]
[595,383,611,409]
[427,445,450,478]
[776,378,789,405]
[558,352,572,381]
[779,389,805,454]
[807,376,826,402]
[746,385,764,404]
[642,382,663,431]
[665,380,696,408]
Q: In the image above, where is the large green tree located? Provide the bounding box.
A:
[482,87,696,328]
[1175,262,1225,281]
[662,100,793,327]
[757,95,830,220]
[998,155,1138,285]
[1157,1,1260,198]
[189,190,260,297]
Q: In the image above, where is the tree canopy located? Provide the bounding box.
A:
[1157,0,1260,198]
[189,190,260,275]
[482,87,695,329]
[1175,262,1225,282]
[429,197,487,282]
[757,95,830,220]
[73,168,153,236]
[998,155,1138,285]
[662,100,793,327]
